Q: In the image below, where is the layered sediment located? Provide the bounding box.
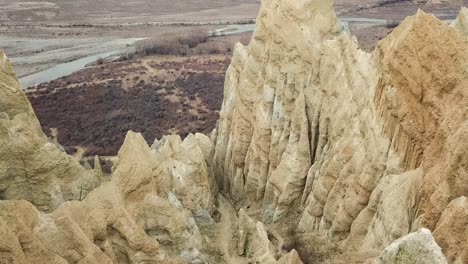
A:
[213,0,467,262]
[0,0,467,263]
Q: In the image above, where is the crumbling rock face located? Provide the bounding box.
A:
[0,51,100,212]
[433,197,468,264]
[0,56,218,263]
[0,0,467,263]
[237,209,303,264]
[0,130,218,263]
[212,0,467,262]
[452,7,468,36]
[378,229,448,264]
[0,50,219,263]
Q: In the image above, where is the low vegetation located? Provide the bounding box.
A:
[135,29,210,56]
[26,56,230,157]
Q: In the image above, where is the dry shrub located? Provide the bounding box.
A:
[196,41,225,55]
[119,49,135,61]
[178,29,209,48]
[135,29,209,56]
[385,20,400,29]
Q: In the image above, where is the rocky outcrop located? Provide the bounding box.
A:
[378,229,447,264]
[237,209,304,263]
[212,0,467,262]
[0,130,218,263]
[451,7,468,36]
[0,0,467,263]
[433,197,468,264]
[0,56,218,263]
[0,51,100,212]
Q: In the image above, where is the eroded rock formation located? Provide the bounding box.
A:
[0,0,467,263]
[378,229,447,264]
[212,0,467,262]
[0,51,100,212]
[0,62,218,262]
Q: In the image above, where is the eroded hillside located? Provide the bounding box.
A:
[0,0,467,263]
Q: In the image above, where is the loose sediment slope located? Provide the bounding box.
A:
[0,0,467,263]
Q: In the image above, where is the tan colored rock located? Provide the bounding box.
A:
[0,200,68,264]
[349,169,424,250]
[213,0,467,262]
[277,250,303,264]
[94,155,103,180]
[451,7,468,36]
[433,197,468,264]
[237,209,304,264]
[378,229,448,264]
[155,133,216,212]
[0,51,99,212]
[0,130,216,263]
[0,0,467,263]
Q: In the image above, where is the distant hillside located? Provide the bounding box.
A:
[0,0,259,23]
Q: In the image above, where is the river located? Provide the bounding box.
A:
[15,38,143,88]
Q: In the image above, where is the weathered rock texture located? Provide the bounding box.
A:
[0,53,219,262]
[212,0,468,262]
[452,7,468,36]
[0,0,467,263]
[0,51,100,212]
[378,229,448,264]
[0,128,218,263]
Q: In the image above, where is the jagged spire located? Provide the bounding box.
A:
[94,155,103,180]
[451,7,468,36]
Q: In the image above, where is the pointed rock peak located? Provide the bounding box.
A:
[182,133,196,142]
[377,7,467,82]
[0,51,32,118]
[254,0,340,43]
[154,134,182,155]
[117,131,150,158]
[278,249,304,264]
[195,133,214,159]
[151,137,167,153]
[94,155,103,179]
[82,159,92,170]
[0,51,15,79]
[180,133,207,160]
[164,134,183,148]
[378,9,456,51]
[182,133,208,150]
[276,0,338,22]
[451,7,468,36]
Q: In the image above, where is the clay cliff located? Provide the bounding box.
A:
[213,0,467,262]
[0,51,100,212]
[0,0,467,263]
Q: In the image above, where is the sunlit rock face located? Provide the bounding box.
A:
[212,0,467,262]
[0,59,217,262]
[378,228,448,264]
[0,0,467,263]
[0,128,218,263]
[452,7,468,36]
[0,51,100,212]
